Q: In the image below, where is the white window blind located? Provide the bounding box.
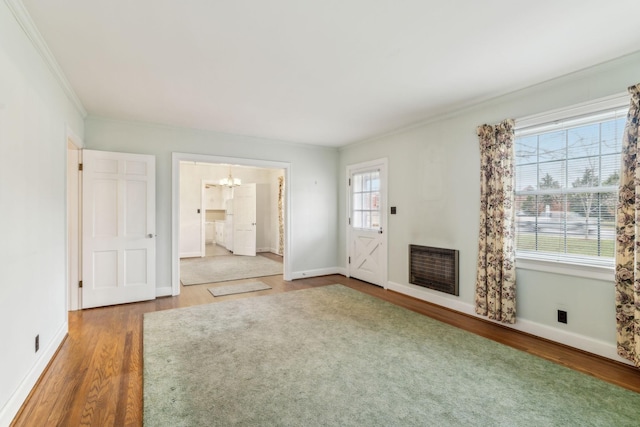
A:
[514,101,628,266]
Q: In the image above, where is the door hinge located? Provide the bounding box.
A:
[348,257,351,264]
[78,163,83,171]
[348,218,351,225]
[78,280,83,288]
[348,178,351,186]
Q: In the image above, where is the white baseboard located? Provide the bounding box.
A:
[156,286,172,297]
[513,317,629,364]
[0,321,68,427]
[180,251,202,258]
[387,281,473,314]
[386,281,632,365]
[291,267,342,280]
[256,247,270,253]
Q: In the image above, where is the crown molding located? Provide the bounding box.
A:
[5,0,87,118]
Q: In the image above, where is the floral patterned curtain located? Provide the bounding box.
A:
[278,176,285,256]
[475,119,516,324]
[615,83,640,366]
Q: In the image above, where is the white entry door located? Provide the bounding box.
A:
[347,159,388,287]
[82,150,156,308]
[233,183,257,256]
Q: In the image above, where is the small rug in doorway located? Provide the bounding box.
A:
[209,281,272,297]
[180,254,282,285]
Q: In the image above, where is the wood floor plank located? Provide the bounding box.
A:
[78,321,119,425]
[11,274,640,426]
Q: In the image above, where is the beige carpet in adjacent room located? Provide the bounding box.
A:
[180,255,282,285]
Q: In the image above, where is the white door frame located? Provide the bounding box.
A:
[171,153,292,295]
[346,158,388,288]
[66,125,82,311]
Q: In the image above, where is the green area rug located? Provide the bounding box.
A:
[208,281,271,297]
[180,255,282,285]
[143,285,640,426]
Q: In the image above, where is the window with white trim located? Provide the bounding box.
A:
[515,102,628,265]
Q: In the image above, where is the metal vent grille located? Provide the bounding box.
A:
[409,245,459,296]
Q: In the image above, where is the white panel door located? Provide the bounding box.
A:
[348,160,388,287]
[82,150,156,308]
[233,183,257,256]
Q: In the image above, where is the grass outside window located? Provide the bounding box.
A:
[516,233,615,258]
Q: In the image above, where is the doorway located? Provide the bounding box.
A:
[181,164,281,282]
[172,153,292,296]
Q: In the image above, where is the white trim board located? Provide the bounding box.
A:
[516,256,614,282]
[65,124,83,312]
[179,252,202,259]
[290,267,341,281]
[386,281,633,366]
[0,322,68,427]
[156,286,172,298]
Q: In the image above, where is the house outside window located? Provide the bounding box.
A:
[514,97,628,275]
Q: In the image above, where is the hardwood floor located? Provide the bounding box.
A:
[11,274,640,426]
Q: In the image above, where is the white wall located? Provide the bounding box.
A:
[84,117,340,287]
[339,51,640,363]
[255,183,272,252]
[0,2,85,425]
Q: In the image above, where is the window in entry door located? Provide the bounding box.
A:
[352,170,381,230]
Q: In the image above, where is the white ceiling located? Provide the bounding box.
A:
[20,0,640,147]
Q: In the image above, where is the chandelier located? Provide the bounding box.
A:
[219,166,241,187]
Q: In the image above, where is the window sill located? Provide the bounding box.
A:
[515,252,614,282]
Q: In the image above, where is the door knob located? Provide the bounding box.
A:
[148,233,155,238]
